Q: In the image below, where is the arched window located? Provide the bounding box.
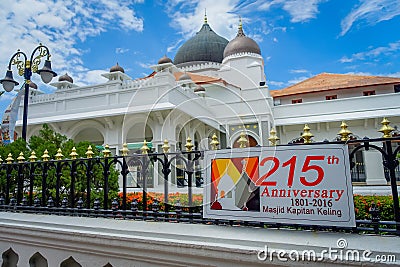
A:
[60,257,82,267]
[29,252,48,267]
[1,248,18,267]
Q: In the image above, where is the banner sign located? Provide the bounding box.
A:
[203,144,356,227]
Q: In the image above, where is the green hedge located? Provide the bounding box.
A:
[354,195,396,221]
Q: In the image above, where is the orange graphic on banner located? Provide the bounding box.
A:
[210,157,260,211]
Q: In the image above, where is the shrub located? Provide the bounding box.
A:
[353,195,395,221]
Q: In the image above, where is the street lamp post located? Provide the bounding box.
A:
[0,44,57,141]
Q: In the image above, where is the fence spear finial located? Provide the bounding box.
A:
[17,152,25,163]
[102,144,111,157]
[85,145,94,159]
[237,131,248,148]
[162,139,170,153]
[185,137,194,152]
[210,133,219,150]
[70,147,78,160]
[6,153,13,164]
[268,128,279,146]
[55,148,64,160]
[338,121,352,141]
[42,149,50,162]
[121,143,129,156]
[378,117,394,138]
[29,151,37,162]
[141,140,150,154]
[301,124,314,144]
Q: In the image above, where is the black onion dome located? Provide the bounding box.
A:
[174,19,228,65]
[29,82,38,89]
[110,62,125,73]
[223,22,261,58]
[194,85,205,92]
[158,55,173,64]
[179,72,191,81]
[58,73,73,83]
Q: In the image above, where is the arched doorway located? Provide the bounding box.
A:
[126,123,153,144]
[74,128,104,145]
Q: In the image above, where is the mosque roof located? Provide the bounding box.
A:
[110,63,125,73]
[58,73,73,83]
[174,15,228,65]
[223,19,261,58]
[271,73,400,97]
[158,55,173,65]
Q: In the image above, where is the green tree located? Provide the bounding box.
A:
[0,124,119,207]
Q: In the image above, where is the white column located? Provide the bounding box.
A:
[363,150,387,185]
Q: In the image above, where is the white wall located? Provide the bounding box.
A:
[1,212,398,266]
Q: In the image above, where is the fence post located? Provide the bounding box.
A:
[162,140,170,214]
[41,150,50,207]
[384,140,400,234]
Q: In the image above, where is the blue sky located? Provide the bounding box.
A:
[0,0,399,114]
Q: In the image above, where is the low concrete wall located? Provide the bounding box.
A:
[0,212,398,266]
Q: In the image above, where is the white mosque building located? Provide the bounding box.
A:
[4,16,400,189]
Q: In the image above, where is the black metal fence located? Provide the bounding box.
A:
[0,137,399,236]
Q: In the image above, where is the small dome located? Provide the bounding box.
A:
[194,85,205,93]
[58,73,73,83]
[110,63,125,73]
[174,15,229,65]
[179,72,191,81]
[29,82,38,89]
[158,55,172,65]
[223,21,261,58]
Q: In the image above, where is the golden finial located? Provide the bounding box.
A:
[17,152,25,163]
[378,117,395,138]
[42,150,50,162]
[185,137,194,152]
[55,148,64,160]
[121,143,129,156]
[237,131,248,148]
[338,121,352,141]
[69,147,78,159]
[6,153,13,164]
[239,16,243,30]
[141,140,150,154]
[204,9,207,24]
[102,144,111,157]
[29,151,37,162]
[210,133,219,150]
[162,139,170,153]
[85,145,94,159]
[268,128,280,146]
[301,124,314,144]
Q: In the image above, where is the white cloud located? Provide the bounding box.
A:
[164,0,325,54]
[340,0,400,36]
[137,61,153,69]
[290,69,309,74]
[273,37,278,43]
[0,0,143,90]
[345,71,400,78]
[268,80,285,87]
[167,0,239,40]
[288,76,310,85]
[339,40,400,63]
[74,69,108,86]
[233,0,325,23]
[167,38,185,53]
[280,0,325,23]
[116,48,130,54]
